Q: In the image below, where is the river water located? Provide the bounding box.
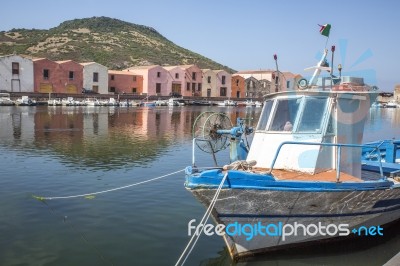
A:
[0,105,399,266]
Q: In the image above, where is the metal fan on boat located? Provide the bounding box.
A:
[192,112,232,154]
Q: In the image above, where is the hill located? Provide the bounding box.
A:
[0,16,234,72]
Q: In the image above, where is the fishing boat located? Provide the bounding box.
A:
[362,139,400,175]
[15,96,37,106]
[184,40,400,260]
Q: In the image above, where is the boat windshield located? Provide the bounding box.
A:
[297,97,328,133]
[269,98,301,131]
[256,100,273,130]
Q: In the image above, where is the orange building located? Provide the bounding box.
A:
[231,75,245,99]
[108,70,143,95]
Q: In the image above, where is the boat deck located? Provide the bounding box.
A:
[252,168,364,182]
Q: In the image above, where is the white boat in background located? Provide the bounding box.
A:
[84,98,101,107]
[385,100,399,108]
[47,98,62,106]
[15,96,36,106]
[100,98,118,106]
[155,99,168,106]
[254,101,263,107]
[168,98,185,106]
[217,100,237,106]
[0,93,15,106]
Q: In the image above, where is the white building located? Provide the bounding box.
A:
[80,62,108,94]
[0,54,34,92]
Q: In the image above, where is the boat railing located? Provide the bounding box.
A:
[268,141,385,182]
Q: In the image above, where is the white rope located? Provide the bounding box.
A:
[35,169,185,200]
[175,171,229,266]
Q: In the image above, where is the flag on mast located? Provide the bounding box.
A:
[318,24,331,37]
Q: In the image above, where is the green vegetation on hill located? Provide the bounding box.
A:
[0,16,234,72]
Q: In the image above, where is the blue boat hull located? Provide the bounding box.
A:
[186,169,400,259]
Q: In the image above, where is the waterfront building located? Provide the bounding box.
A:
[125,65,169,96]
[245,76,262,98]
[231,75,246,99]
[0,54,34,92]
[235,70,299,93]
[80,62,108,94]
[163,66,186,96]
[395,85,400,103]
[56,60,83,94]
[201,69,231,98]
[108,70,143,95]
[32,58,60,93]
[179,65,203,97]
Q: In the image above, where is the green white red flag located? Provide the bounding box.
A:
[318,24,331,37]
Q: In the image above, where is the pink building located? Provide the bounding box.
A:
[125,65,169,96]
[33,58,83,93]
[180,65,203,97]
[108,70,143,94]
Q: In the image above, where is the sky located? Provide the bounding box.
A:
[1,0,399,91]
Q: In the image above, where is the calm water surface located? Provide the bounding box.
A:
[0,106,399,266]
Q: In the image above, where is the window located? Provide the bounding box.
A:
[43,69,49,80]
[220,87,227,96]
[236,79,239,86]
[175,73,179,79]
[269,98,301,131]
[93,72,99,82]
[12,62,19,75]
[133,76,136,81]
[69,71,74,80]
[222,75,226,85]
[192,72,196,80]
[111,75,115,80]
[192,83,196,91]
[287,81,290,89]
[198,83,202,91]
[109,87,116,92]
[207,76,211,83]
[157,72,161,78]
[297,98,328,133]
[186,82,190,91]
[256,100,273,130]
[132,88,137,94]
[156,83,161,93]
[92,85,99,92]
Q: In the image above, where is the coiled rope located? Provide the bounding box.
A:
[33,168,185,201]
[175,171,229,266]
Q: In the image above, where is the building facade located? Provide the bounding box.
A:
[125,65,169,96]
[33,58,60,93]
[56,60,83,94]
[108,70,143,95]
[0,54,34,92]
[180,65,203,97]
[231,75,246,99]
[81,62,108,94]
[164,66,186,96]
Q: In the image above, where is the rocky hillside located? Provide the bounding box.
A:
[0,16,234,71]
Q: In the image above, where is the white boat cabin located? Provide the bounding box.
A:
[247,90,377,177]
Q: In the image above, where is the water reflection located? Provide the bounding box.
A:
[0,106,262,170]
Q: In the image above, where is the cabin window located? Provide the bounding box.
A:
[269,98,301,131]
[256,100,273,130]
[297,97,328,133]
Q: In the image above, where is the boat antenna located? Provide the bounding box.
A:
[330,45,335,89]
[273,54,280,92]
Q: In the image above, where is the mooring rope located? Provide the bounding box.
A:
[33,168,185,200]
[175,171,229,266]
